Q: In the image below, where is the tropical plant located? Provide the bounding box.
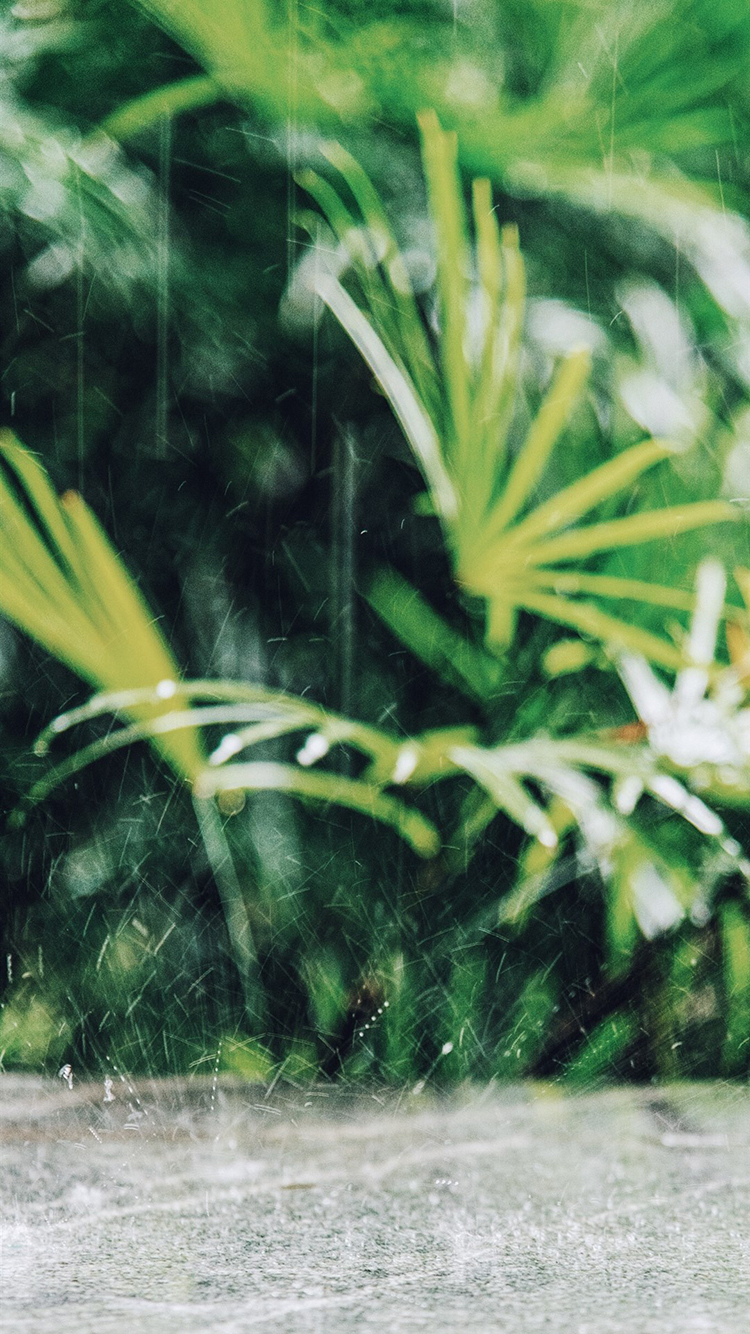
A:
[292,111,750,1066]
[4,113,750,1066]
[3,0,750,1083]
[108,1,750,360]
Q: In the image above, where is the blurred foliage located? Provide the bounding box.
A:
[1,0,750,1087]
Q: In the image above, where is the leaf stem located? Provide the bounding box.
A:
[192,795,266,1031]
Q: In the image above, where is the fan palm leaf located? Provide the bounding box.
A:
[304,115,737,664]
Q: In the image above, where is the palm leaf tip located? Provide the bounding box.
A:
[0,432,203,783]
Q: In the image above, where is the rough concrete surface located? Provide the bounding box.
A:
[1,1075,748,1332]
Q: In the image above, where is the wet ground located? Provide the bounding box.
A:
[1,1075,748,1332]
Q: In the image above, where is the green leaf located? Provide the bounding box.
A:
[720,902,750,1075]
[320,141,436,410]
[0,432,204,782]
[472,176,502,419]
[102,75,221,140]
[484,347,591,536]
[515,502,737,568]
[464,192,524,522]
[527,571,698,613]
[509,590,686,670]
[306,130,733,671]
[364,567,503,703]
[497,437,671,551]
[565,1011,639,1083]
[316,274,458,522]
[296,167,406,368]
[194,761,440,858]
[418,110,472,466]
[449,744,559,848]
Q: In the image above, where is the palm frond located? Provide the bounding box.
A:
[126,0,750,340]
[303,118,737,663]
[0,438,441,856]
[0,430,204,783]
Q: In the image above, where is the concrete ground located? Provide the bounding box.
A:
[1,1074,748,1332]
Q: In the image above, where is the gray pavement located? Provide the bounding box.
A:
[1,1075,749,1332]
